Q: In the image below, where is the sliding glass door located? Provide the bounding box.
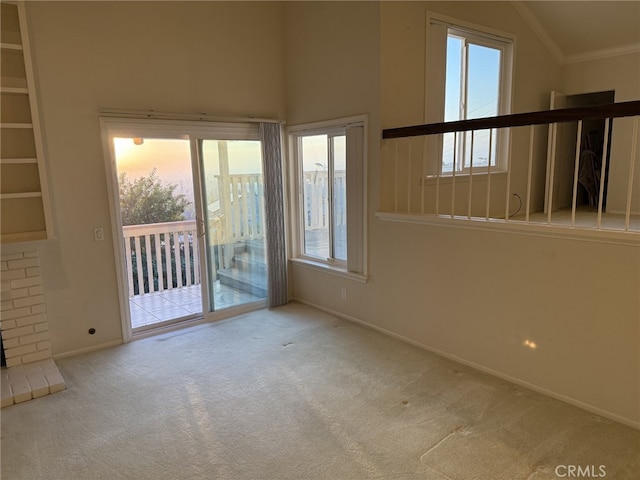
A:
[113,137,203,331]
[103,119,269,336]
[198,139,268,313]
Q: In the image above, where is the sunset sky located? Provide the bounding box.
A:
[113,137,264,204]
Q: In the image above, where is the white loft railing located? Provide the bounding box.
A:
[380,101,640,239]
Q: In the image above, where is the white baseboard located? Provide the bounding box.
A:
[293,298,640,431]
[53,339,124,360]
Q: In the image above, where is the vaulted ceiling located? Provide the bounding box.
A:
[514,1,640,64]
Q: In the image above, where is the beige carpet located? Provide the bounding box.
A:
[1,302,638,479]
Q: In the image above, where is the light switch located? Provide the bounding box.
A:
[94,227,104,241]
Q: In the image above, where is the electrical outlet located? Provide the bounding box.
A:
[94,227,104,242]
[341,287,347,300]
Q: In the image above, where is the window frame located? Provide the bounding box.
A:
[287,115,368,281]
[297,129,347,266]
[426,13,516,177]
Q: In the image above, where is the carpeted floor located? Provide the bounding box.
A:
[1,302,638,479]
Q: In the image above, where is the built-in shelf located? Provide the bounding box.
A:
[1,158,38,164]
[0,1,52,244]
[1,86,28,94]
[1,77,28,89]
[0,42,22,51]
[0,122,33,128]
[1,192,42,200]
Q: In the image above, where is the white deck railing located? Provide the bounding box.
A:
[381,101,640,238]
[303,170,347,229]
[122,220,200,297]
[123,171,340,296]
[221,174,266,241]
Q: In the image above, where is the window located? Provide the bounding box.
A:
[288,116,366,279]
[299,133,347,262]
[427,14,514,175]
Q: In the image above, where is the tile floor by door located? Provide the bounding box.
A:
[128,282,262,329]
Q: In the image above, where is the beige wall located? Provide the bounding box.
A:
[21,1,639,427]
[561,52,640,214]
[284,2,380,127]
[289,1,640,427]
[25,1,286,355]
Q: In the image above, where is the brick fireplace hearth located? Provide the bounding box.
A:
[1,248,65,407]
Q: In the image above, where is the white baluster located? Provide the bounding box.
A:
[596,119,611,229]
[154,233,164,291]
[451,132,457,218]
[124,235,134,297]
[485,129,493,220]
[625,117,639,231]
[133,235,144,295]
[525,126,534,223]
[468,131,474,219]
[144,234,154,293]
[571,121,583,227]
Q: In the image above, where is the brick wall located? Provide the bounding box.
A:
[1,250,52,367]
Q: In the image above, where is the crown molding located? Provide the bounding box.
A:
[565,42,640,65]
[511,0,565,65]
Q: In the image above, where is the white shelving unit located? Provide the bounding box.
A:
[1,1,52,243]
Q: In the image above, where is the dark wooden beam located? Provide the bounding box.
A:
[382,100,640,139]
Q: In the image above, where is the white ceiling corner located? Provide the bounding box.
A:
[511,1,566,64]
[566,41,640,65]
[512,1,640,65]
